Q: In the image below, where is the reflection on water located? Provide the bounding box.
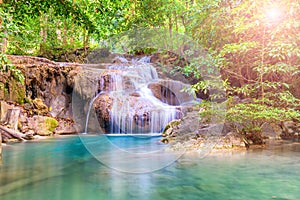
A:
[0,136,300,200]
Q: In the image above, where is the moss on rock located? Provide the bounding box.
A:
[1,78,26,104]
[45,117,59,132]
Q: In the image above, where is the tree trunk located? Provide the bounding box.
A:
[39,15,48,55]
[0,4,7,54]
[174,11,178,33]
[83,28,89,53]
[63,19,67,46]
[4,108,20,130]
[1,30,7,54]
[0,15,3,53]
[168,16,173,38]
[83,28,86,49]
[131,0,136,16]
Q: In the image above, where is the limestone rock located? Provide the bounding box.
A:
[28,116,58,136]
[32,98,49,115]
[3,108,20,130]
[93,93,114,133]
[148,80,194,106]
[0,101,12,122]
[55,119,77,135]
[24,130,35,140]
[162,119,181,137]
[223,132,246,148]
[281,121,299,139]
[261,123,282,140]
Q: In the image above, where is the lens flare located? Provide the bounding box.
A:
[265,7,282,22]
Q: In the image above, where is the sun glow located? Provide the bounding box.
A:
[265,7,283,22]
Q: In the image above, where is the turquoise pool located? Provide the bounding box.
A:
[0,136,299,200]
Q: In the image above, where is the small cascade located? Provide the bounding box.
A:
[109,87,179,134]
[81,56,192,134]
[108,58,158,82]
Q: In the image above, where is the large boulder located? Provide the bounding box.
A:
[27,116,58,136]
[148,80,194,106]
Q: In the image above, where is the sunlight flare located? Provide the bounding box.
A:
[265,7,283,22]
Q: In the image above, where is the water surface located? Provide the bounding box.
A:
[0,136,299,200]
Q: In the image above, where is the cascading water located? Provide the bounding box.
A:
[82,56,191,135]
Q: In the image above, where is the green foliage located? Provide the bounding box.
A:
[227,100,300,134]
[0,7,25,83]
[183,0,300,140]
[0,0,299,141]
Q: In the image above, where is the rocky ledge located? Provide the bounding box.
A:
[0,56,79,143]
[162,107,300,152]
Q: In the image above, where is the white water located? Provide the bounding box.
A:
[83,56,184,134]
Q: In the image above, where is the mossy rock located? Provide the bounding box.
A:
[34,116,59,136]
[45,117,59,132]
[162,119,181,137]
[3,78,26,104]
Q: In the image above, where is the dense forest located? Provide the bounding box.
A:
[1,0,300,145]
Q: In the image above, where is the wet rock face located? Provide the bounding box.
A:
[7,55,78,119]
[93,93,113,133]
[148,82,179,106]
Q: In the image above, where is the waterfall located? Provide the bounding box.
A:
[80,56,191,135]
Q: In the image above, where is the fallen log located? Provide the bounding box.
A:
[0,125,26,141]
